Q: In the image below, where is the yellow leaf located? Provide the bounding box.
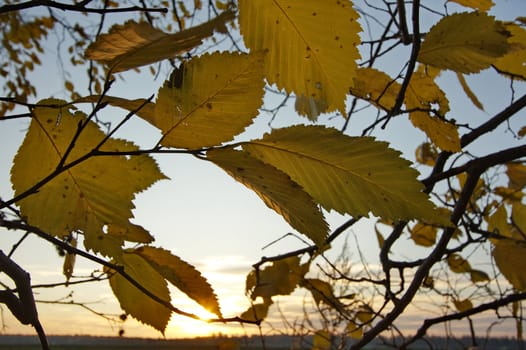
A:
[453,298,473,312]
[107,223,154,244]
[295,95,328,121]
[132,246,221,317]
[447,253,472,274]
[10,99,167,257]
[415,142,438,166]
[418,12,510,73]
[512,203,526,236]
[487,205,515,240]
[493,240,526,291]
[107,253,171,333]
[246,256,307,299]
[312,330,331,350]
[302,278,345,313]
[494,23,526,80]
[239,0,361,114]
[470,269,490,283]
[406,66,459,152]
[62,237,77,284]
[75,95,156,123]
[239,299,272,322]
[448,0,494,11]
[347,320,363,339]
[154,51,265,148]
[455,72,484,110]
[85,10,234,72]
[350,67,400,110]
[409,112,460,152]
[494,186,523,202]
[242,126,449,226]
[507,163,526,189]
[208,148,328,246]
[410,222,437,247]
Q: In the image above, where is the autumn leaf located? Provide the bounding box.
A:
[153,51,265,148]
[347,320,363,339]
[448,0,494,11]
[493,240,526,291]
[75,95,156,122]
[312,330,331,350]
[410,222,437,247]
[455,72,484,110]
[419,12,510,73]
[246,256,307,300]
[207,148,328,246]
[239,299,273,322]
[447,253,472,274]
[294,95,328,121]
[494,23,526,80]
[106,223,155,244]
[507,162,526,189]
[10,99,166,257]
[107,253,171,333]
[239,0,361,114]
[132,246,221,317]
[406,66,460,152]
[453,298,473,312]
[350,67,401,110]
[85,10,234,72]
[242,125,448,225]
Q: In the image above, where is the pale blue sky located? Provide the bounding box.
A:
[1,0,526,339]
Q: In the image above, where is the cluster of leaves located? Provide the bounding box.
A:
[1,0,526,349]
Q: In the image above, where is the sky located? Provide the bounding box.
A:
[1,0,526,341]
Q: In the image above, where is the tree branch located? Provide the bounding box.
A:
[0,0,167,15]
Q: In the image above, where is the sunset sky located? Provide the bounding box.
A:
[1,0,526,340]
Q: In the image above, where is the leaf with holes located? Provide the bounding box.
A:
[239,0,361,114]
[10,99,166,257]
[153,51,265,148]
[418,12,510,73]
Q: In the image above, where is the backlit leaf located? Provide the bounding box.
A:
[494,23,526,80]
[455,72,484,110]
[132,246,221,317]
[493,241,526,291]
[154,51,265,148]
[239,0,361,114]
[107,223,155,244]
[246,256,307,300]
[302,278,346,314]
[62,237,77,284]
[10,99,166,257]
[312,330,331,350]
[239,299,273,322]
[242,126,448,225]
[347,320,363,339]
[107,253,171,333]
[208,148,328,246]
[512,203,526,236]
[350,67,400,110]
[418,12,510,73]
[409,112,460,152]
[507,163,526,189]
[295,95,328,121]
[406,66,459,152]
[453,298,473,312]
[447,253,472,274]
[470,269,490,283]
[448,0,494,11]
[75,95,156,122]
[415,142,438,166]
[410,222,437,247]
[85,11,234,72]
